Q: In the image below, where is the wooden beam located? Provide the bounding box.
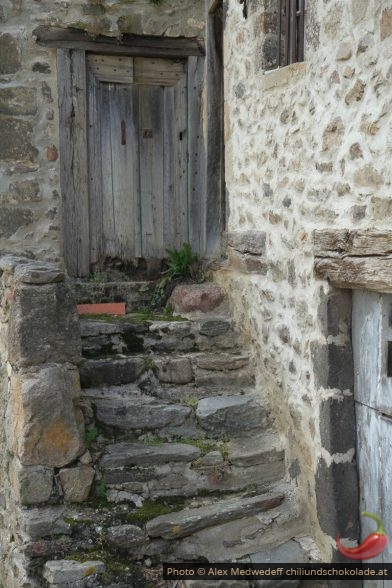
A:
[33,26,205,57]
[314,229,392,258]
[315,256,392,293]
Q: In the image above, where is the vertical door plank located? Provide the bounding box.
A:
[139,85,164,258]
[100,83,116,259]
[88,68,103,268]
[57,49,90,277]
[163,85,176,249]
[378,295,392,416]
[109,84,141,259]
[187,56,206,254]
[174,71,189,248]
[352,290,382,409]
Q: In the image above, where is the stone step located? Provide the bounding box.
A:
[172,491,306,561]
[79,356,147,388]
[146,491,285,540]
[196,395,270,437]
[73,280,156,312]
[79,316,240,359]
[81,388,194,435]
[100,436,285,499]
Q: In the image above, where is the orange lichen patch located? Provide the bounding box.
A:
[171,525,181,535]
[84,566,97,577]
[40,421,74,455]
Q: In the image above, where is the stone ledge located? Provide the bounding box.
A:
[0,255,64,284]
[260,62,307,91]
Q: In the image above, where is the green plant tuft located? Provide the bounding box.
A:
[150,243,202,308]
[84,426,99,446]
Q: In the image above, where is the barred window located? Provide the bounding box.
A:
[277,0,305,67]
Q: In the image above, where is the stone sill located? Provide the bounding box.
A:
[260,61,307,91]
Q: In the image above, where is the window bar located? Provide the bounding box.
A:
[284,0,290,66]
[290,0,297,64]
[297,0,305,62]
[277,0,282,67]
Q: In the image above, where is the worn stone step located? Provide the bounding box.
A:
[146,492,284,540]
[79,356,147,388]
[80,315,239,358]
[81,388,194,434]
[73,280,156,312]
[228,434,284,467]
[101,442,202,468]
[172,492,306,561]
[146,383,256,403]
[196,395,270,437]
[101,436,285,499]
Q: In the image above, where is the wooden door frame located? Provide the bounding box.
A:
[36,25,224,277]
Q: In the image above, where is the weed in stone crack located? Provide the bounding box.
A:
[84,426,99,447]
[175,436,217,456]
[182,395,199,410]
[126,499,184,523]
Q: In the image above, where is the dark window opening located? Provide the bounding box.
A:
[277,0,305,67]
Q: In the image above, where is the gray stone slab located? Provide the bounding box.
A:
[14,261,64,284]
[79,356,146,388]
[195,354,250,371]
[21,506,71,539]
[146,492,284,539]
[154,357,194,384]
[227,231,266,255]
[43,560,105,586]
[196,395,269,436]
[101,442,201,468]
[106,525,147,552]
[250,540,309,564]
[199,319,231,337]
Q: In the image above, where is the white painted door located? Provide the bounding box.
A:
[353,290,392,587]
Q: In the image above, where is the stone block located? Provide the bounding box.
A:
[322,117,344,151]
[311,341,353,391]
[199,319,231,337]
[345,80,366,105]
[0,117,38,162]
[32,61,51,74]
[106,525,147,552]
[196,395,269,436]
[154,357,193,384]
[227,231,266,255]
[8,282,81,367]
[0,206,33,237]
[101,442,201,468]
[0,33,21,74]
[336,42,352,60]
[0,87,37,116]
[21,506,71,539]
[7,365,85,467]
[59,466,95,503]
[318,288,352,338]
[315,458,359,540]
[10,460,53,505]
[170,284,225,313]
[43,560,105,585]
[381,8,392,40]
[79,356,146,388]
[13,261,64,284]
[319,395,356,455]
[4,180,41,204]
[228,250,268,274]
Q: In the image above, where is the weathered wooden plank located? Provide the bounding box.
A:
[139,85,164,258]
[187,56,206,254]
[109,84,141,259]
[174,71,189,248]
[88,54,133,83]
[314,229,392,258]
[100,83,116,259]
[206,3,224,255]
[315,256,392,293]
[163,85,176,249]
[34,26,205,56]
[57,49,90,277]
[352,290,382,409]
[87,66,103,267]
[134,57,186,86]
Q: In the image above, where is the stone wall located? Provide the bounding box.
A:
[0,0,205,262]
[219,0,392,559]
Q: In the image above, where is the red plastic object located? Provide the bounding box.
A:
[77,302,126,316]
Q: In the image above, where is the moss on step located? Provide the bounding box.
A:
[125,498,185,524]
[80,310,187,323]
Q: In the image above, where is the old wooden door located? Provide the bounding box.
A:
[353,290,392,586]
[87,54,204,269]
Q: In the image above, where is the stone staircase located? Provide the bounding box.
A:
[41,282,317,586]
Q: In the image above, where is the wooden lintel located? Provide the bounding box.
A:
[33,26,205,57]
[315,256,392,293]
[314,229,392,258]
